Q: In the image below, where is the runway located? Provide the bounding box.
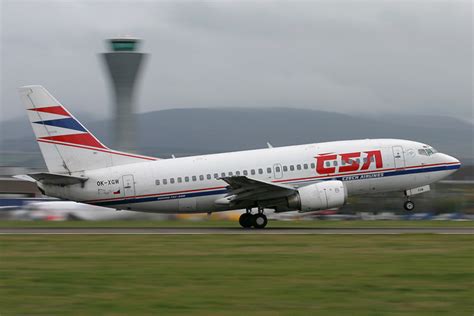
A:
[0,227,472,235]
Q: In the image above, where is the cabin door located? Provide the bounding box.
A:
[392,146,406,169]
[122,175,136,198]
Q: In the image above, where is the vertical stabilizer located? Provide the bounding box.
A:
[19,85,157,174]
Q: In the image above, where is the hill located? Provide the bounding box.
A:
[1,108,472,167]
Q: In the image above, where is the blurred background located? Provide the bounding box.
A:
[1,0,472,222]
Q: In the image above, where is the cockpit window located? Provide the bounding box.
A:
[418,147,438,156]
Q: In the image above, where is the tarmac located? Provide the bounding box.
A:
[0,227,472,234]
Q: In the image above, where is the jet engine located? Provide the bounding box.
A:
[287,181,347,212]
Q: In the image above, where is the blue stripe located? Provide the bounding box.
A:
[94,189,228,206]
[91,164,460,207]
[33,118,86,132]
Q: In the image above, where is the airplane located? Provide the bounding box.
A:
[17,86,461,228]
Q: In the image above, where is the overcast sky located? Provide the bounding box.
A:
[1,0,472,123]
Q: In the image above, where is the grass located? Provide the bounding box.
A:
[0,219,473,228]
[0,235,473,315]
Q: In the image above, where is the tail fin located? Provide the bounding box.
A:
[19,85,157,174]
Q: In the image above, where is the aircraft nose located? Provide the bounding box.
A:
[442,154,461,166]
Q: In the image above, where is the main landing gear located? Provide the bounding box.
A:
[239,208,268,229]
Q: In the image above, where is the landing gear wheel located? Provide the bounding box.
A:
[404,201,415,211]
[252,213,268,229]
[239,213,253,228]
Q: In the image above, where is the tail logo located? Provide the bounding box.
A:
[29,106,106,149]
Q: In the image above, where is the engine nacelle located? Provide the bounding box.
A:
[288,181,347,212]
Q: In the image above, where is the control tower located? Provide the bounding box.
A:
[102,37,147,151]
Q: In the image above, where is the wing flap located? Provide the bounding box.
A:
[216,176,295,206]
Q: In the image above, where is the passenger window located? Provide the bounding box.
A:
[243,170,248,176]
[192,176,197,181]
[258,168,263,174]
[303,164,308,169]
[185,176,190,182]
[297,164,301,170]
[221,172,226,178]
[163,179,168,185]
[236,171,241,176]
[283,166,288,172]
[207,174,211,180]
[267,167,272,174]
[275,166,281,172]
[334,161,338,166]
[310,163,315,169]
[290,165,295,171]
[214,173,219,179]
[228,172,233,176]
[251,169,256,175]
[177,177,182,183]
[325,161,330,167]
[170,178,175,184]
[199,175,204,181]
[155,180,160,185]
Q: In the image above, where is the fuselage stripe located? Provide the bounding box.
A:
[87,163,460,207]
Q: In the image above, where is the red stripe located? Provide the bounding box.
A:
[83,162,459,204]
[37,139,158,161]
[39,133,106,149]
[28,106,70,116]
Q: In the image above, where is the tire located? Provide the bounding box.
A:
[239,213,252,228]
[404,201,415,211]
[252,213,268,229]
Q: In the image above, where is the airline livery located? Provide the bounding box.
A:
[18,86,461,228]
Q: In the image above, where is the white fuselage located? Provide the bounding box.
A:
[41,139,460,213]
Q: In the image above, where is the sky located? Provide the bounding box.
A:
[0,0,472,122]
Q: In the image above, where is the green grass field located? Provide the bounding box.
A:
[1,234,473,315]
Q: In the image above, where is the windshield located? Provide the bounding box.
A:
[418,147,438,156]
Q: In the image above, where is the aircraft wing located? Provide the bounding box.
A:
[216,176,296,209]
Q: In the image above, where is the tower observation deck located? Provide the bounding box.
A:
[102,37,147,151]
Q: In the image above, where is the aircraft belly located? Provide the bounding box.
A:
[106,193,229,214]
[125,200,178,213]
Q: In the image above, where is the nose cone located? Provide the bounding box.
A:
[444,154,461,165]
[440,154,461,174]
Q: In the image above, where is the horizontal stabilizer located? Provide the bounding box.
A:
[27,172,88,185]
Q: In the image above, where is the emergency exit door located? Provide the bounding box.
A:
[392,146,405,169]
[122,175,136,198]
[274,164,283,179]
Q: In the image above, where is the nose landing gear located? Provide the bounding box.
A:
[239,208,268,229]
[404,200,415,211]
